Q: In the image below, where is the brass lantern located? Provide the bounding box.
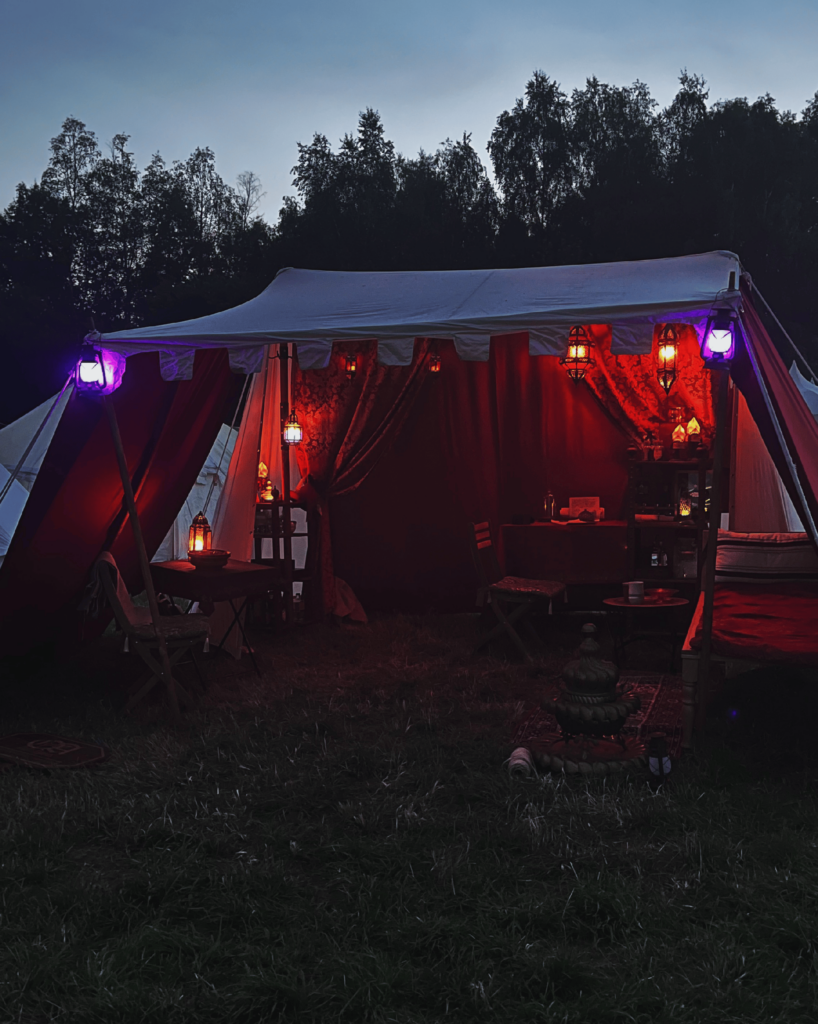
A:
[560,326,594,383]
[283,410,303,445]
[189,511,212,554]
[656,324,679,395]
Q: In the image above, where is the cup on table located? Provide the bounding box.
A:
[622,581,644,604]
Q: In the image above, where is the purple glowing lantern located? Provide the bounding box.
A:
[75,342,126,395]
[701,309,737,364]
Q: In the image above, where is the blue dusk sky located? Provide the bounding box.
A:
[2,0,817,222]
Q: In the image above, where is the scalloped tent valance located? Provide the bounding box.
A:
[100,251,742,380]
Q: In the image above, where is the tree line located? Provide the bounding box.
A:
[2,71,817,420]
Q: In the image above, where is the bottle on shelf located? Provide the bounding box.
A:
[543,491,555,521]
[650,542,660,569]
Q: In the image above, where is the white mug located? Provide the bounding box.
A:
[623,581,644,604]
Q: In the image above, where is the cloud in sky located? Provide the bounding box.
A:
[2,0,817,221]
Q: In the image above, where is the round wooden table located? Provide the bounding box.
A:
[602,596,690,672]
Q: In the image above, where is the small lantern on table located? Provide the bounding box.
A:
[671,423,686,451]
[189,512,212,554]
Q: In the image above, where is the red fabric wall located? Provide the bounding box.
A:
[327,333,633,611]
[0,350,233,654]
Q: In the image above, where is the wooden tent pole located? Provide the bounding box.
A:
[103,395,183,726]
[691,369,731,742]
[279,343,294,624]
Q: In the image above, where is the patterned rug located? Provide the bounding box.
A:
[512,673,684,760]
[0,734,111,770]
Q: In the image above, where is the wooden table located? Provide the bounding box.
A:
[502,520,628,585]
[602,596,690,671]
[150,560,284,675]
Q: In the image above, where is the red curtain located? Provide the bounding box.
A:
[584,323,717,447]
[291,339,434,615]
[0,350,233,654]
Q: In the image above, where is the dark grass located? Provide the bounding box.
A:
[1,612,818,1023]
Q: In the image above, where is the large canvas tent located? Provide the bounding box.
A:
[1,251,817,735]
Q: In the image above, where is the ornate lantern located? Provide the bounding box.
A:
[283,410,303,445]
[429,354,441,374]
[74,343,126,395]
[701,309,737,363]
[560,326,594,383]
[656,324,679,394]
[686,416,701,446]
[188,511,212,554]
[677,490,692,518]
[345,354,357,379]
[671,423,686,449]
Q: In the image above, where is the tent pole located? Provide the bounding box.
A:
[103,395,183,726]
[279,343,294,624]
[690,369,730,744]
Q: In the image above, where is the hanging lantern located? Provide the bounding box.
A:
[345,354,357,379]
[188,511,212,554]
[74,343,126,395]
[671,423,686,449]
[701,308,737,363]
[560,326,594,383]
[656,324,679,395]
[429,354,441,374]
[283,410,303,445]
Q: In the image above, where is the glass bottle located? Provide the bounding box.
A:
[650,542,660,569]
[543,491,555,521]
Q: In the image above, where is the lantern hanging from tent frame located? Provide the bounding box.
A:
[74,342,126,395]
[429,354,441,374]
[560,326,594,383]
[656,324,680,395]
[345,354,357,379]
[701,308,737,364]
[188,511,212,554]
[283,410,303,445]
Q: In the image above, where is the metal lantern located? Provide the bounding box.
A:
[345,354,357,379]
[646,732,671,787]
[686,416,701,444]
[560,326,594,383]
[74,343,126,395]
[677,490,692,518]
[671,423,686,449]
[701,309,737,363]
[429,354,441,374]
[188,511,212,554]
[656,324,679,395]
[283,410,303,445]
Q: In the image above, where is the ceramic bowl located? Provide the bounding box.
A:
[188,549,230,571]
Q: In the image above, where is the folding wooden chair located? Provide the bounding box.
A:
[467,521,566,660]
[95,556,210,713]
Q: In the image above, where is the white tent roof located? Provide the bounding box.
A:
[0,388,72,490]
[101,251,742,375]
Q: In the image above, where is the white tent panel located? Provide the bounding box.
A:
[101,252,742,376]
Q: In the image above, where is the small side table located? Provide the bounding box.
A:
[602,596,690,672]
[150,560,284,675]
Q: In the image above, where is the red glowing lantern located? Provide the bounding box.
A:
[656,324,679,395]
[188,511,212,554]
[560,326,594,383]
[345,354,357,379]
[429,355,441,374]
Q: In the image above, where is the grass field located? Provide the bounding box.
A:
[2,612,818,1023]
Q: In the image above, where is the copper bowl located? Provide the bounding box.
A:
[645,587,678,603]
[188,549,230,571]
